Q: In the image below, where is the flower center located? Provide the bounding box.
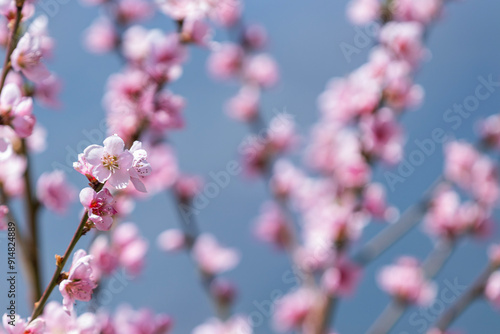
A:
[102,153,119,172]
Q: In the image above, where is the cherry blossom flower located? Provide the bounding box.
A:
[157,229,186,252]
[273,288,318,332]
[322,257,362,296]
[193,315,252,334]
[485,271,500,309]
[377,256,436,306]
[89,235,119,279]
[254,202,292,249]
[1,314,45,334]
[225,87,260,122]
[11,32,50,82]
[243,54,279,88]
[80,187,117,231]
[112,305,173,334]
[36,170,77,214]
[83,16,118,54]
[193,234,240,276]
[0,83,35,138]
[379,21,427,67]
[347,0,381,25]
[128,141,152,193]
[207,43,244,80]
[84,134,134,189]
[112,222,149,275]
[59,249,97,314]
[392,0,442,24]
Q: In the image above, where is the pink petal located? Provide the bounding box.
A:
[93,164,112,183]
[79,187,95,208]
[108,168,130,189]
[83,145,104,165]
[103,134,125,156]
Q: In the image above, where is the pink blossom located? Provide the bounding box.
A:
[0,153,26,197]
[207,43,244,80]
[149,90,185,131]
[42,301,76,333]
[225,87,260,122]
[362,182,397,221]
[273,288,318,332]
[0,205,8,230]
[80,187,117,231]
[210,279,237,306]
[34,73,62,109]
[377,256,436,305]
[489,244,500,265]
[270,160,304,199]
[243,54,279,88]
[59,249,97,314]
[84,17,118,54]
[28,15,54,59]
[193,234,240,276]
[317,74,381,123]
[73,153,97,183]
[254,202,291,249]
[383,62,424,110]
[0,83,35,138]
[113,305,173,334]
[182,17,212,45]
[157,229,186,252]
[392,0,442,24]
[36,170,76,214]
[1,314,45,334]
[115,0,153,24]
[360,107,403,164]
[267,113,297,153]
[140,143,179,195]
[84,134,134,189]
[174,174,204,202]
[193,315,252,334]
[322,257,362,296]
[11,32,50,82]
[347,0,381,25]
[209,0,241,27]
[485,271,500,309]
[112,222,149,275]
[379,22,426,67]
[0,137,11,160]
[89,235,119,279]
[444,141,479,188]
[128,141,152,193]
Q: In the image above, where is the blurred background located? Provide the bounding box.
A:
[2,0,500,332]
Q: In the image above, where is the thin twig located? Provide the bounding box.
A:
[29,183,104,322]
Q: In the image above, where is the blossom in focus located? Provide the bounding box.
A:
[59,249,97,314]
[84,134,134,189]
[377,256,436,305]
[36,170,77,214]
[80,187,117,231]
[193,234,240,276]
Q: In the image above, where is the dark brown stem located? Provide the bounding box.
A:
[0,0,25,94]
[20,139,42,304]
